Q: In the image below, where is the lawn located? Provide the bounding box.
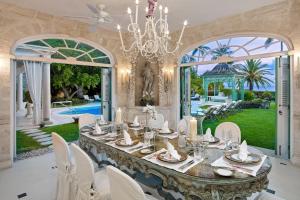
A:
[202,103,276,150]
[16,131,43,154]
[41,122,79,142]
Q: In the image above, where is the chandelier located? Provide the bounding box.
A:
[117,0,188,62]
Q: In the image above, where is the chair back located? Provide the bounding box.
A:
[79,114,96,129]
[148,114,164,129]
[51,132,71,171]
[70,144,95,192]
[215,122,241,143]
[107,166,145,200]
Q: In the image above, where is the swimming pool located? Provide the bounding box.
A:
[59,105,102,115]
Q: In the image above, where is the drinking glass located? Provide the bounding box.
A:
[193,144,206,162]
[144,131,154,147]
[178,131,186,148]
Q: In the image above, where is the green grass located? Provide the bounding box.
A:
[41,123,79,142]
[16,131,43,154]
[202,103,276,150]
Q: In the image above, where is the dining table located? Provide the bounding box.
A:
[79,123,272,200]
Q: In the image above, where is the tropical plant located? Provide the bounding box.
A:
[264,38,274,49]
[192,45,211,57]
[238,59,273,91]
[244,91,255,101]
[212,44,233,60]
[190,68,204,95]
[51,63,101,99]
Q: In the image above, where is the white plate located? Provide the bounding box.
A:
[214,168,233,177]
[232,154,254,162]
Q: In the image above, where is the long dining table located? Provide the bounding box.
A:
[79,124,272,200]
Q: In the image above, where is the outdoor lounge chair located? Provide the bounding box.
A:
[191,93,200,100]
[203,106,217,120]
[83,95,94,102]
[94,95,101,101]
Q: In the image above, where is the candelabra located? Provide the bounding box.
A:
[117,0,187,62]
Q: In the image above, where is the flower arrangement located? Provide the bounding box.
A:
[143,104,157,120]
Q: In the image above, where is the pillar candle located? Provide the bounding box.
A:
[115,108,122,124]
[190,117,197,140]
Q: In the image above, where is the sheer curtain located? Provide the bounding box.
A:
[24,61,43,125]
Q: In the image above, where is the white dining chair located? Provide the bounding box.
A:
[79,114,96,129]
[214,122,241,143]
[70,144,111,200]
[148,113,164,129]
[106,166,158,200]
[52,132,75,200]
[254,191,285,200]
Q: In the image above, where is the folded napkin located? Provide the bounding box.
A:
[123,130,133,145]
[239,140,248,161]
[162,121,170,133]
[166,142,181,160]
[204,128,214,142]
[95,123,102,135]
[133,116,139,126]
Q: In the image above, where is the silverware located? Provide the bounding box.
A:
[231,165,254,173]
[128,145,144,152]
[178,160,195,170]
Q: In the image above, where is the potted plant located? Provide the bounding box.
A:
[24,91,33,118]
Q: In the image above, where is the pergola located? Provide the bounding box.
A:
[202,63,245,101]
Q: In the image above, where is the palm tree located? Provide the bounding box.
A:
[192,45,211,57]
[212,44,233,60]
[238,59,273,91]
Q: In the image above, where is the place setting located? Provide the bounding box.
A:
[156,121,179,140]
[128,116,144,131]
[143,141,204,173]
[106,129,151,153]
[211,140,267,177]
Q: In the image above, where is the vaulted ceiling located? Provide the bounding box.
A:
[0,0,284,32]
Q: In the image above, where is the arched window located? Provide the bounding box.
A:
[15,38,111,65]
[181,36,289,64]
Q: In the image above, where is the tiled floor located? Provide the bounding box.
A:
[0,153,299,200]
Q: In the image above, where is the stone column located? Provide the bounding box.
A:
[16,73,24,111]
[42,63,52,124]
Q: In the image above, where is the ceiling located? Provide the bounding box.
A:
[0,0,284,32]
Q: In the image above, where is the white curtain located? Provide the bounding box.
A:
[24,61,43,125]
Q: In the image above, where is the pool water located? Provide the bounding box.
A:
[59,105,102,115]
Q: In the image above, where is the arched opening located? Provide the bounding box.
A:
[11,35,115,157]
[178,34,292,159]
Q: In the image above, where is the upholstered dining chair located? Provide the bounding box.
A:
[214,122,241,143]
[70,143,111,200]
[148,113,164,129]
[254,191,285,200]
[52,132,75,200]
[79,114,96,129]
[106,166,158,200]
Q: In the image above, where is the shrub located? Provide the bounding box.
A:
[244,91,255,101]
[221,88,231,97]
[262,91,273,101]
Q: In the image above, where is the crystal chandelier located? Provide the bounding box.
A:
[117,0,188,62]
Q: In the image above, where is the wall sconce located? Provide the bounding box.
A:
[120,68,131,88]
[162,67,173,93]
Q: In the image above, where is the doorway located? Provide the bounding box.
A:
[179,35,291,159]
[11,36,114,157]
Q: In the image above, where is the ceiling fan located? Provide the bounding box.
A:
[64,3,113,32]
